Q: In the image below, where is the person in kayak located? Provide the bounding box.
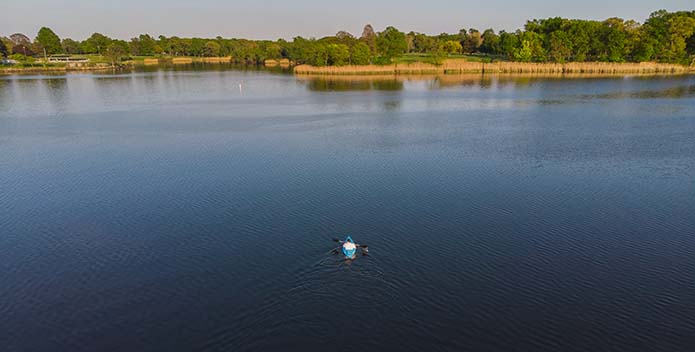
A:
[342,239,357,258]
[333,236,367,259]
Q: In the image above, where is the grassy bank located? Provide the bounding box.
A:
[294,59,694,75]
[0,56,239,74]
[0,62,115,74]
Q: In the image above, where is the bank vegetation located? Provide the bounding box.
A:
[2,9,694,75]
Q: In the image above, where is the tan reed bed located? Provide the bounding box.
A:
[169,57,231,64]
[201,56,231,63]
[487,61,691,74]
[265,58,291,67]
[294,59,694,76]
[171,57,193,64]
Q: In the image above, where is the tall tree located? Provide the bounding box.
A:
[360,24,377,54]
[35,27,62,54]
[602,18,627,62]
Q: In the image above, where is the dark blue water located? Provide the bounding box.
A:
[1,68,694,351]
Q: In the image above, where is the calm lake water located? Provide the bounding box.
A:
[1,66,694,352]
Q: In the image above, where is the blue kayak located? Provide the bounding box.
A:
[342,236,357,258]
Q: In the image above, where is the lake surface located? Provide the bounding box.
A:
[1,66,694,351]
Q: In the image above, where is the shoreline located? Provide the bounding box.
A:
[3,58,693,76]
[0,56,236,75]
[294,59,695,76]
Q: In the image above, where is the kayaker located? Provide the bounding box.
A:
[332,236,367,259]
[342,240,356,253]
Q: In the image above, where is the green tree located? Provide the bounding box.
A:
[327,44,350,65]
[204,41,221,57]
[441,40,462,54]
[549,31,572,62]
[1,37,14,56]
[104,43,125,65]
[514,40,533,62]
[35,27,62,54]
[82,33,112,54]
[61,38,81,54]
[189,38,206,57]
[518,31,546,61]
[664,16,695,63]
[499,31,520,59]
[167,36,188,56]
[567,20,591,61]
[480,29,501,54]
[602,18,627,62]
[350,42,372,65]
[376,26,407,59]
[261,42,282,60]
[462,29,483,53]
[0,40,7,57]
[633,36,656,62]
[686,32,695,57]
[412,33,436,53]
[129,34,157,56]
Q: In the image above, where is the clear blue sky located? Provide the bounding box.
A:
[3,0,694,40]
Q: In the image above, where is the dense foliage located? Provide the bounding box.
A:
[35,27,62,55]
[2,10,694,65]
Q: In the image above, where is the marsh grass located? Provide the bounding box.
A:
[295,59,693,75]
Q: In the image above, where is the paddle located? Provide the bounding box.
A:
[331,238,369,256]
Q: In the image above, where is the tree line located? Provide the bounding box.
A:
[2,10,694,65]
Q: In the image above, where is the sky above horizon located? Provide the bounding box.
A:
[3,0,695,40]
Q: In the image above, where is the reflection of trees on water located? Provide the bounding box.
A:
[42,78,69,112]
[301,74,528,92]
[100,63,293,75]
[305,78,404,92]
[584,85,695,99]
[302,73,694,92]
